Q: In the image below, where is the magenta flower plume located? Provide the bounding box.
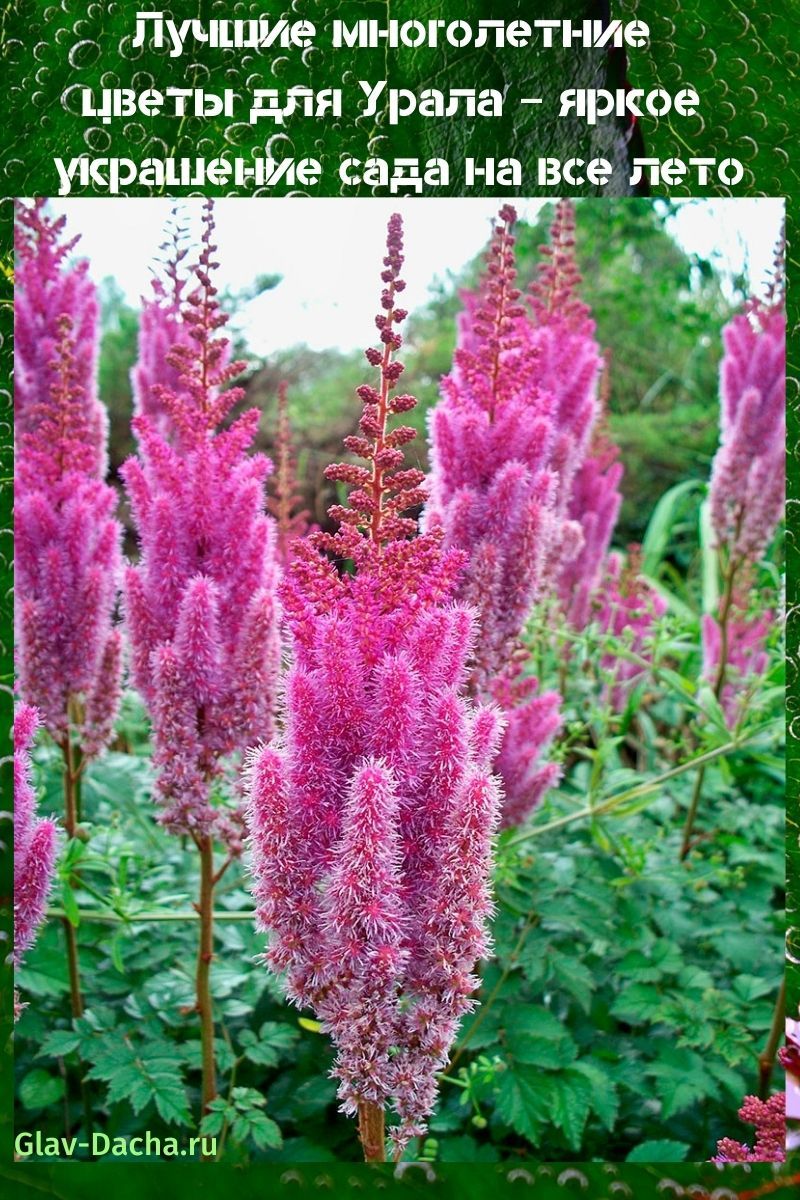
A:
[713,1093,785,1163]
[247,215,503,1156]
[702,606,773,727]
[14,704,58,1017]
[268,381,312,567]
[424,205,573,823]
[122,201,280,846]
[558,420,624,629]
[709,297,785,568]
[14,200,106,470]
[131,209,193,432]
[595,550,667,711]
[529,199,603,524]
[15,202,122,751]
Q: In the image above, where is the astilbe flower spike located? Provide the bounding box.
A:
[701,278,785,725]
[424,204,568,824]
[14,704,58,1019]
[131,206,194,433]
[268,381,312,567]
[713,1093,786,1163]
[557,365,624,629]
[122,199,280,846]
[14,200,106,464]
[15,201,122,754]
[247,214,504,1160]
[594,550,667,711]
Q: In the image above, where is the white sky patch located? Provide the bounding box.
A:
[49,197,784,357]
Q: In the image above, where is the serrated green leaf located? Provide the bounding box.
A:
[492,1065,552,1146]
[37,1029,81,1059]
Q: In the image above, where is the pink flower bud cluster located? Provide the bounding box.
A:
[131,211,193,431]
[122,201,280,847]
[14,200,107,469]
[713,1092,786,1163]
[247,215,503,1153]
[557,424,624,629]
[14,704,58,1017]
[709,298,785,568]
[14,203,123,751]
[701,606,773,727]
[268,381,312,567]
[595,551,667,711]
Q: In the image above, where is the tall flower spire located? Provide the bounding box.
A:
[131,206,193,433]
[14,202,122,754]
[122,198,280,843]
[247,214,503,1161]
[122,200,281,1117]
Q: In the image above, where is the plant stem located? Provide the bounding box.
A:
[758,975,786,1098]
[357,1100,386,1162]
[61,733,93,1146]
[508,737,747,847]
[195,834,217,1123]
[678,764,706,861]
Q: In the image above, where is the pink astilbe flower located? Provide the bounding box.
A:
[131,208,193,431]
[713,1093,786,1163]
[558,404,624,629]
[14,704,58,1018]
[247,215,503,1157]
[425,205,572,823]
[595,550,667,711]
[15,205,122,752]
[701,606,773,727]
[709,297,785,568]
[529,199,603,525]
[268,381,312,567]
[14,200,106,469]
[122,201,279,847]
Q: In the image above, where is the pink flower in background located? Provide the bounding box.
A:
[595,551,667,711]
[558,421,624,630]
[268,381,312,567]
[14,704,58,1017]
[713,1092,786,1163]
[14,201,122,752]
[702,607,773,726]
[131,210,193,432]
[123,201,280,846]
[247,215,503,1154]
[709,300,785,567]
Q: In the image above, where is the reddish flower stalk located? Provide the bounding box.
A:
[13,704,58,1020]
[247,215,503,1160]
[268,381,311,566]
[122,200,280,1118]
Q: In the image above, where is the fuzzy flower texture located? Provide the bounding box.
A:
[14,201,122,755]
[123,201,279,849]
[247,215,503,1155]
[426,202,615,823]
[703,280,785,726]
[14,704,57,1018]
[714,1092,786,1163]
